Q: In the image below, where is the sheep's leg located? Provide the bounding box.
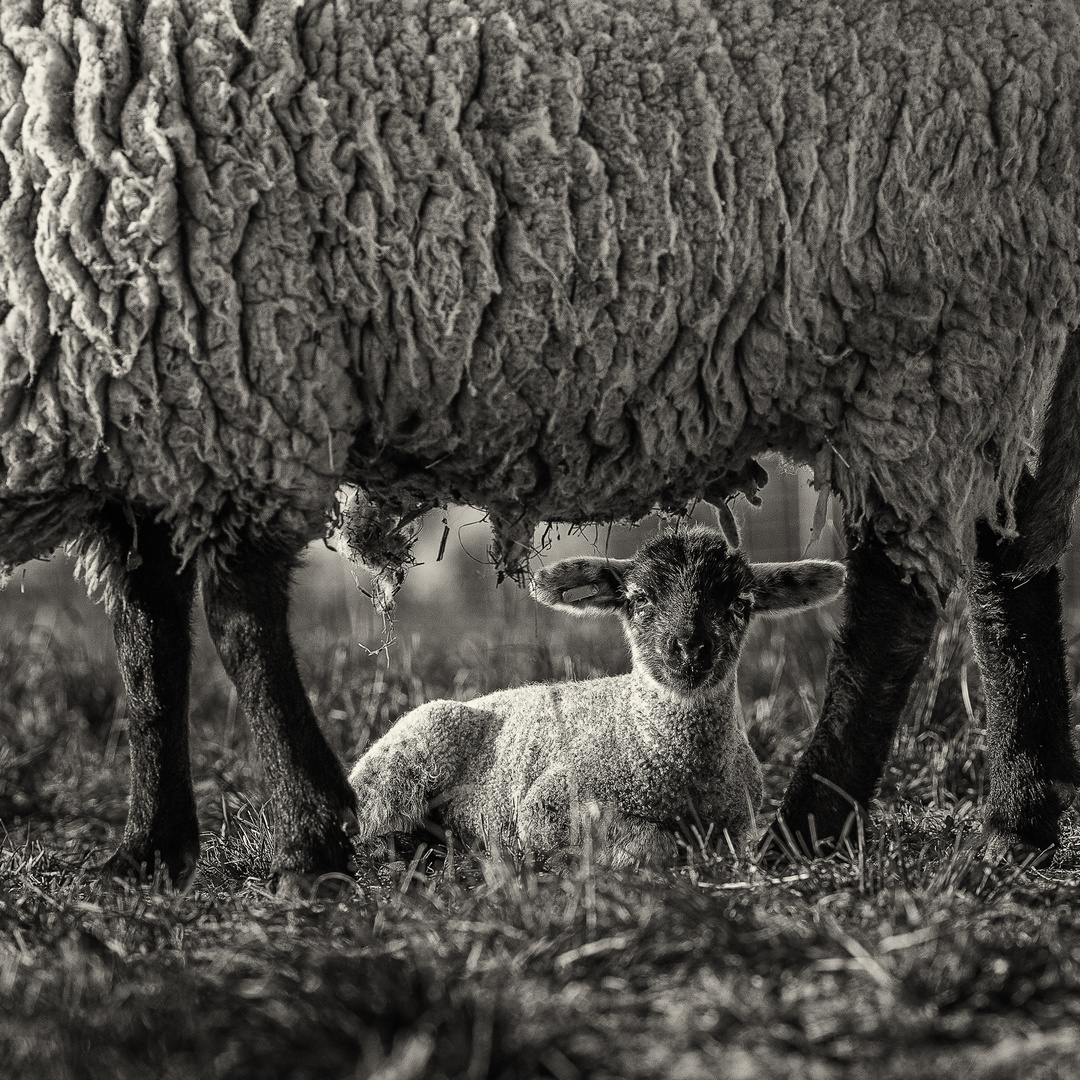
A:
[964,348,1080,853]
[201,544,356,880]
[96,505,199,886]
[772,528,938,853]
[968,521,1079,854]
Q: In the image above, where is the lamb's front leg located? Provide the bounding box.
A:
[605,816,678,868]
[348,705,451,841]
[516,766,573,855]
[517,770,677,867]
[202,543,356,880]
[94,504,199,887]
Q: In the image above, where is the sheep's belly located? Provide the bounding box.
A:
[336,0,1080,592]
[2,0,1079,596]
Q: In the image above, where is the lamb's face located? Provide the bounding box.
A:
[621,531,755,698]
[531,526,846,701]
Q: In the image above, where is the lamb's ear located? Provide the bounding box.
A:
[749,560,846,615]
[531,557,632,615]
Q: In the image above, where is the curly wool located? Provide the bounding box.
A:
[1,0,1079,597]
[0,0,360,578]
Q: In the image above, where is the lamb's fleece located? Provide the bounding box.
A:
[348,673,763,866]
[2,0,1079,595]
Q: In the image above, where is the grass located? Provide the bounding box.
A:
[3,548,1080,1079]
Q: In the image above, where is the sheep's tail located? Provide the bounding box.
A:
[1012,329,1080,575]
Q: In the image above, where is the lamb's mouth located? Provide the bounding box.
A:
[656,664,719,695]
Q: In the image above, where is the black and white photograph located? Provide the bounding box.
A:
[2,0,1080,1075]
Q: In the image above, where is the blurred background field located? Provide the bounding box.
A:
[4,457,1080,1078]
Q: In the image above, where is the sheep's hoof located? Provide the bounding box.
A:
[972,779,1076,864]
[960,829,1054,869]
[268,773,361,883]
[941,780,1072,869]
[101,842,199,891]
[768,779,871,863]
[269,818,360,897]
[271,816,358,888]
[756,822,806,866]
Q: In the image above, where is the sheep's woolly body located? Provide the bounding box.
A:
[348,671,762,862]
[0,0,360,576]
[2,0,1079,593]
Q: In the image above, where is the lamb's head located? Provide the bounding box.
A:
[532,526,846,698]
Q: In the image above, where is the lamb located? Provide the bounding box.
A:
[348,527,845,865]
[1,0,1080,883]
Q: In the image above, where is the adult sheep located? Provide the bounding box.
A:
[1,0,1079,884]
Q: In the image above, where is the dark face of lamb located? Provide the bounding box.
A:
[532,525,847,699]
[620,531,754,695]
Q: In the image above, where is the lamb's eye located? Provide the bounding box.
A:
[630,593,655,614]
[733,596,752,619]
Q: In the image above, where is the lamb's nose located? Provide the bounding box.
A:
[670,632,712,669]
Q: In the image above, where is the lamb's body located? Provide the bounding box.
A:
[1,0,1078,880]
[350,673,761,864]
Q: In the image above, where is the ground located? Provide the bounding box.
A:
[2,532,1080,1080]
